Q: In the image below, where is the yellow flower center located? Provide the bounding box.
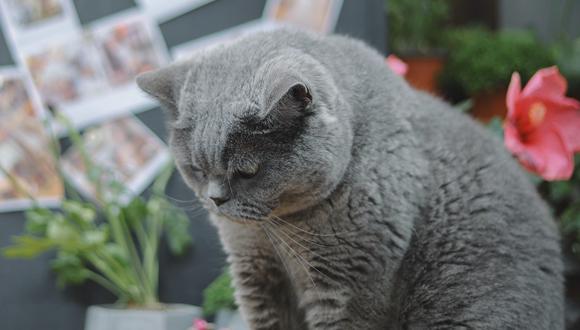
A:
[529,102,546,127]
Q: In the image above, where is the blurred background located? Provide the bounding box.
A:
[0,0,579,329]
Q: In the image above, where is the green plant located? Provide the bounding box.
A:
[202,269,236,316]
[553,38,580,99]
[439,27,554,96]
[386,0,450,54]
[1,116,192,308]
[547,156,580,245]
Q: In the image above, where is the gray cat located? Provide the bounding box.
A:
[137,29,563,329]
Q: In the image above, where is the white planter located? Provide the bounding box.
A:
[215,309,248,330]
[85,304,202,330]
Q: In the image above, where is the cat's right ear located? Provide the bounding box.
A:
[136,62,189,119]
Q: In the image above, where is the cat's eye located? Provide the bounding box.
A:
[189,165,207,179]
[236,167,258,179]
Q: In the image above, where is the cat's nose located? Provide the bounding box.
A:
[207,177,230,207]
[210,196,230,206]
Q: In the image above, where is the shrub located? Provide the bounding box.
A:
[439,27,554,96]
[386,0,450,54]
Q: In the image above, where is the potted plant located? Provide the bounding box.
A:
[1,117,200,330]
[438,27,554,122]
[202,269,245,329]
[386,0,450,94]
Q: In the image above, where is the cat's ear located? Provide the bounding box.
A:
[136,62,189,118]
[262,74,313,126]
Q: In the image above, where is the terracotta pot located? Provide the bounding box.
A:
[471,88,507,123]
[401,56,445,95]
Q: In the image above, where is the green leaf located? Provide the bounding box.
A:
[561,205,580,234]
[486,116,504,140]
[51,252,90,287]
[82,229,108,247]
[123,197,148,229]
[102,243,129,266]
[454,99,473,113]
[548,181,573,202]
[2,236,56,258]
[24,207,55,235]
[203,269,236,316]
[46,215,80,243]
[162,202,192,255]
[62,200,97,228]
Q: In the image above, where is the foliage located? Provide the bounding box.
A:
[553,38,580,99]
[548,156,580,243]
[1,116,192,308]
[386,0,450,54]
[202,269,236,316]
[439,27,554,96]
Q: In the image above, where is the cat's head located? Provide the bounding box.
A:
[137,37,352,223]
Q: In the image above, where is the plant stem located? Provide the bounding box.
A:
[86,270,125,299]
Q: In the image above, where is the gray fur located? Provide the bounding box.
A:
[137,29,563,329]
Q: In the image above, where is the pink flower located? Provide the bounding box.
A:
[194,318,209,330]
[504,66,580,180]
[386,55,408,76]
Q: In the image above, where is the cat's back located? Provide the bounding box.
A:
[393,91,564,328]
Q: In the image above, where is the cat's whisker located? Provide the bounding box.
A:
[270,214,362,237]
[261,224,294,279]
[269,219,338,248]
[263,222,322,301]
[268,217,335,264]
[264,221,334,285]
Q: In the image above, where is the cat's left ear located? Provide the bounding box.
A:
[263,74,313,123]
[136,62,189,119]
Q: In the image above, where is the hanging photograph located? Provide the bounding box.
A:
[61,116,170,204]
[136,0,215,22]
[23,32,107,111]
[263,0,343,34]
[92,13,167,86]
[16,10,169,133]
[0,67,63,212]
[0,0,79,45]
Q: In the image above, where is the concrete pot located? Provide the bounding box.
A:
[85,304,202,330]
[214,309,247,330]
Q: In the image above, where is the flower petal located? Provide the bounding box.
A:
[386,55,408,76]
[521,66,568,100]
[506,72,522,118]
[546,102,580,152]
[513,124,574,180]
[504,121,524,155]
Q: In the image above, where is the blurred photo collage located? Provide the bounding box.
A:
[0,0,343,211]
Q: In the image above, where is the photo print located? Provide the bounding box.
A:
[263,0,343,34]
[92,13,167,86]
[23,32,107,110]
[0,67,63,212]
[17,11,169,133]
[136,0,215,22]
[61,116,170,204]
[0,0,79,44]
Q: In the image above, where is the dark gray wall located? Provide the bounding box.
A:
[0,1,387,329]
[499,0,580,42]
